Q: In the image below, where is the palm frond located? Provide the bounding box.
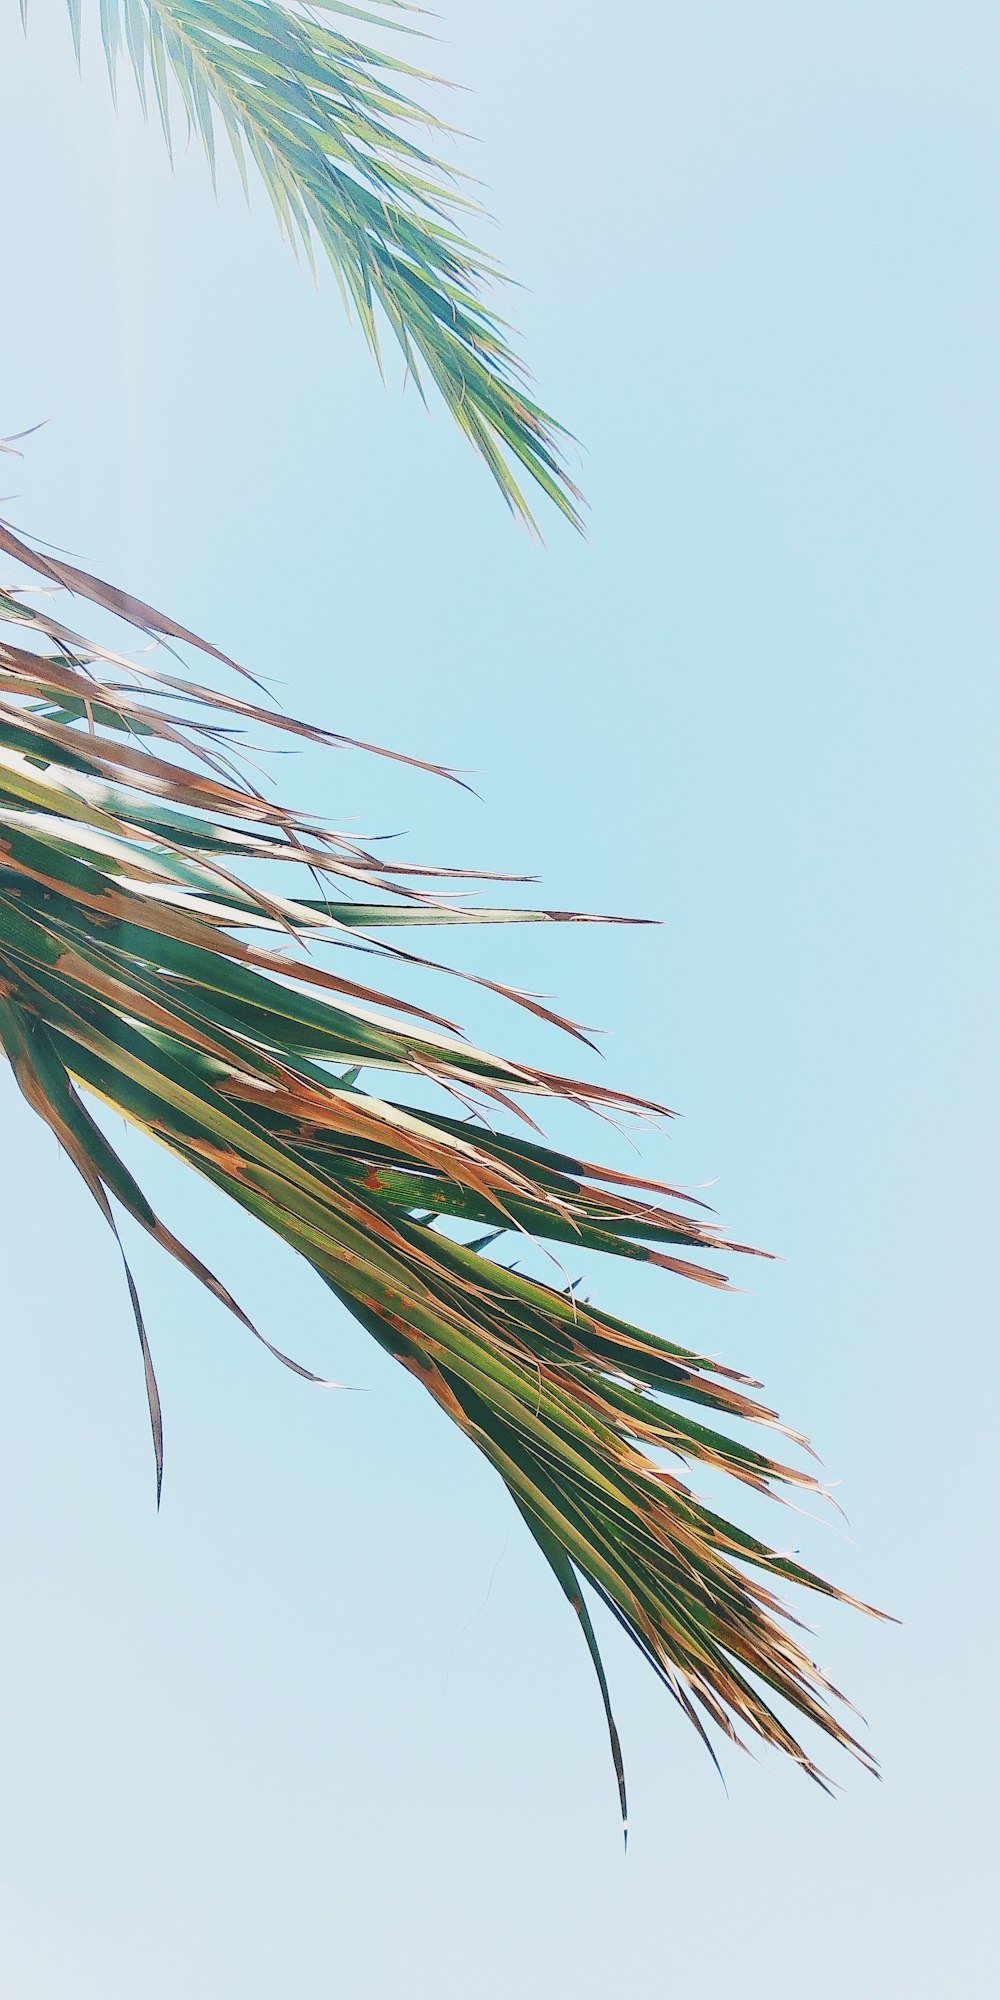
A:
[43,0,581,530]
[0,514,883,1826]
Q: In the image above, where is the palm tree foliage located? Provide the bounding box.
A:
[36,0,581,529]
[0,509,880,1823]
[7,0,880,1821]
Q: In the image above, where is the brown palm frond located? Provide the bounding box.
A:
[0,515,885,1831]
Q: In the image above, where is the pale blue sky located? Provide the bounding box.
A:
[1,3,998,1993]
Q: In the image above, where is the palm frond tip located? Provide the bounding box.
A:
[45,0,582,530]
[0,518,883,1822]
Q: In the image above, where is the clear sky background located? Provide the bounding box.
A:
[1,3,998,1993]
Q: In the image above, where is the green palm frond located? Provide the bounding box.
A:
[42,0,581,530]
[0,513,882,1827]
